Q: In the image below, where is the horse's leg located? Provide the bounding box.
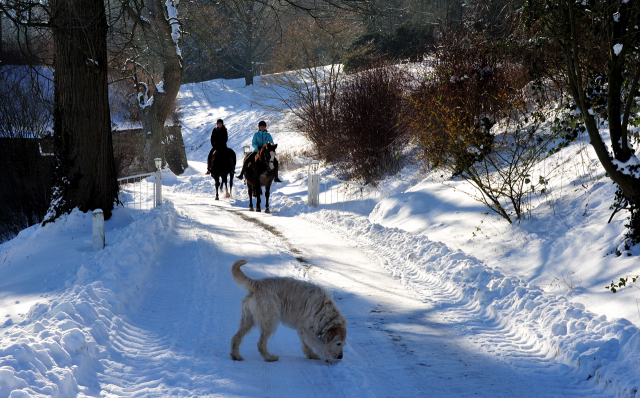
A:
[264,183,271,214]
[224,174,230,198]
[221,174,227,198]
[214,176,220,200]
[248,184,254,211]
[254,178,262,213]
[229,172,233,198]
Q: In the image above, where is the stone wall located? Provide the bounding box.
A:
[8,126,188,179]
[112,125,188,176]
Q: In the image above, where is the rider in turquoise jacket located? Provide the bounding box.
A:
[237,120,282,182]
[252,128,273,152]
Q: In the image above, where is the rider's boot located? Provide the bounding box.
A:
[237,153,252,180]
[236,163,245,180]
[236,158,246,179]
[273,161,282,183]
[206,150,215,175]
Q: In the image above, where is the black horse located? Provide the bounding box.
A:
[245,143,278,213]
[208,147,237,200]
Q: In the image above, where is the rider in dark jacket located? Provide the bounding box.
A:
[206,119,228,174]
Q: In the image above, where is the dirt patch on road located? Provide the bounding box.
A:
[231,211,311,269]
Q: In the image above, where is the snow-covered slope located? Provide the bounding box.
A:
[0,74,639,397]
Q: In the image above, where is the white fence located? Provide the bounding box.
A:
[117,161,162,211]
[307,161,389,215]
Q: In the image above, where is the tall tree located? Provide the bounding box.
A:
[1,0,118,222]
[120,0,183,171]
[525,0,640,242]
[180,0,279,86]
[47,0,117,221]
[222,0,279,85]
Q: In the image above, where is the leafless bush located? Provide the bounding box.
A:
[410,22,560,223]
[329,64,412,184]
[277,147,317,172]
[262,62,412,185]
[260,64,343,144]
[546,271,581,294]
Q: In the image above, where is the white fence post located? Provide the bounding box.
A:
[154,158,162,207]
[93,209,105,250]
[308,161,319,207]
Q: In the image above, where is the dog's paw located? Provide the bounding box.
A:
[264,355,279,362]
[230,353,245,361]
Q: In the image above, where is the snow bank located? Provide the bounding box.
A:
[300,210,640,398]
[0,204,177,397]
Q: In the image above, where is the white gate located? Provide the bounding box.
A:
[307,161,389,215]
[117,158,163,211]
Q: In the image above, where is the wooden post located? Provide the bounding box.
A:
[155,158,162,207]
[93,209,105,250]
[308,161,319,207]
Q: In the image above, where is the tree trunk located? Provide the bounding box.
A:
[142,107,165,171]
[46,0,117,222]
[244,56,254,85]
[243,29,254,86]
[557,0,640,241]
[142,0,184,171]
[0,11,3,58]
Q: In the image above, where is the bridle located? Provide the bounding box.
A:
[259,146,277,171]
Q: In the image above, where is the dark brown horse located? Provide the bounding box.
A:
[208,147,237,200]
[245,143,278,213]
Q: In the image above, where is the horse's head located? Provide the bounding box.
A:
[259,143,278,171]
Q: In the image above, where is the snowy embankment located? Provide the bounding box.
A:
[301,209,640,397]
[0,204,177,396]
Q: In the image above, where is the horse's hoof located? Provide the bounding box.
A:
[249,207,254,212]
[226,193,230,198]
[257,207,261,213]
[215,197,219,201]
[265,208,270,214]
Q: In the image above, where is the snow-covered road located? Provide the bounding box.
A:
[93,192,613,397]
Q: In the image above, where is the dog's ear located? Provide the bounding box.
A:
[323,325,346,343]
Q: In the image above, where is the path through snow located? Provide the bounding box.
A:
[94,192,614,397]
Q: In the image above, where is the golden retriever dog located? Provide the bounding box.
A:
[230,259,347,363]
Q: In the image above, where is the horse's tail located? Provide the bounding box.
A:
[231,260,256,291]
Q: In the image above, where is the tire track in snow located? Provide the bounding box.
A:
[98,198,361,398]
[301,211,617,397]
[220,206,364,398]
[236,210,517,397]
[225,208,417,397]
[99,211,210,396]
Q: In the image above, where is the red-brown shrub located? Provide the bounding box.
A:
[330,65,412,184]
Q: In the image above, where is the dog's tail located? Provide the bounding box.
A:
[231,259,256,291]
